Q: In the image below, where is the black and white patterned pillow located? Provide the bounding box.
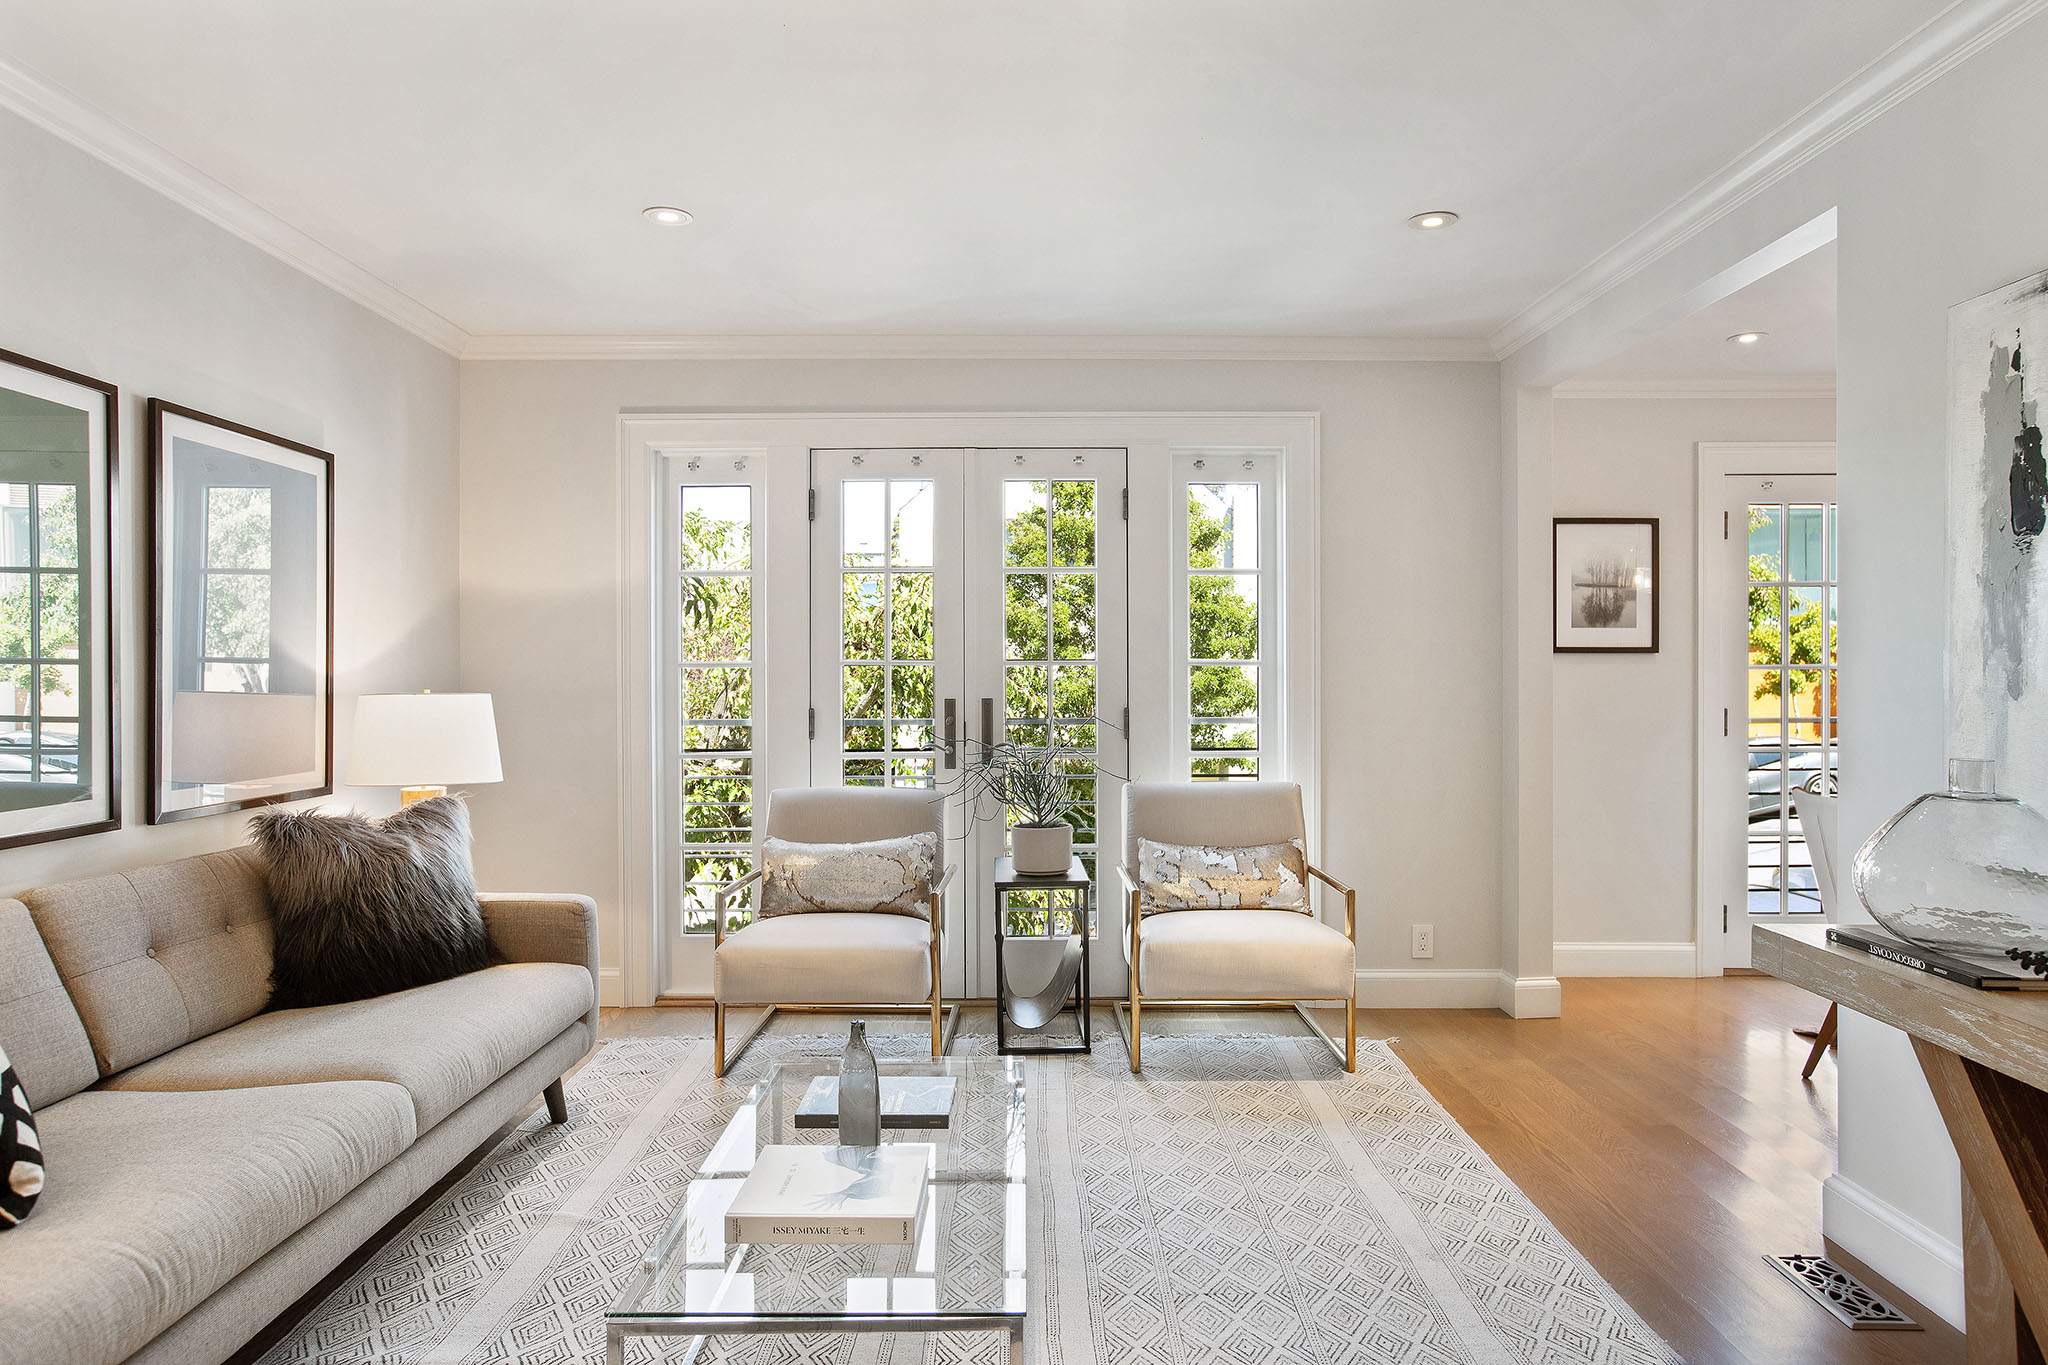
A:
[0,1043,41,1227]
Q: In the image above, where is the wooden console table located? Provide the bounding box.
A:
[1754,924,2048,1364]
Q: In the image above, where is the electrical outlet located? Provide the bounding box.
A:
[1411,924,1434,959]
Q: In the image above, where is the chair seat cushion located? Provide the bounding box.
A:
[716,913,932,1005]
[100,962,592,1130]
[1136,909,1354,999]
[0,1080,414,1365]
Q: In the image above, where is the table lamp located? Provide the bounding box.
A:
[346,691,502,805]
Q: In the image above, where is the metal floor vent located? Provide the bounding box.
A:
[1767,1255,1919,1330]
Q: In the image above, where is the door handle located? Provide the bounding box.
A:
[943,699,958,770]
[980,697,995,759]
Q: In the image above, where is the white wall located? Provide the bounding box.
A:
[1504,10,2048,1325]
[0,108,460,892]
[1550,390,1835,967]
[457,358,1503,1006]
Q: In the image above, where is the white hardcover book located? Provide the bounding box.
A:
[724,1143,934,1246]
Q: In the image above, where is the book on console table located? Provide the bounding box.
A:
[724,1143,933,1246]
[1826,925,2048,991]
[793,1075,957,1130]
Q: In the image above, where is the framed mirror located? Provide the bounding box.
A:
[0,348,119,848]
[149,400,332,823]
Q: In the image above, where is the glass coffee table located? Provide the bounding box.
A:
[606,1057,1027,1364]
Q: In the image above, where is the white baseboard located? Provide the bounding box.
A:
[599,968,624,1008]
[1496,973,1562,1018]
[1355,969,1502,1009]
[1552,941,1697,977]
[1822,1175,1964,1329]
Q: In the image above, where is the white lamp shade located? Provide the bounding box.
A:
[346,692,502,788]
[171,691,319,784]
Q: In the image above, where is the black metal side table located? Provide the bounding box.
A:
[991,855,1091,1055]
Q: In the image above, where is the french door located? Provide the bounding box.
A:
[1705,468,1839,969]
[810,449,1128,998]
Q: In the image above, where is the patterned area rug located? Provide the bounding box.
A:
[261,1031,1684,1364]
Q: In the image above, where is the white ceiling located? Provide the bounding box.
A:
[1580,241,1837,379]
[0,1,1944,341]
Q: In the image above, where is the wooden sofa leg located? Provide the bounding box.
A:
[543,1077,569,1124]
[714,1002,727,1078]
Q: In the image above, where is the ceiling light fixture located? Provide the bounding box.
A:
[1407,211,1459,230]
[1729,331,1767,345]
[643,206,693,226]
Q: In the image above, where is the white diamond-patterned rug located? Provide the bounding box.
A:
[261,1032,1684,1364]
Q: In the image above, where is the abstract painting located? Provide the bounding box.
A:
[1949,270,2048,803]
[1553,517,1659,653]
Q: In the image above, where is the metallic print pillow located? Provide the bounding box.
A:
[759,832,939,919]
[1137,838,1309,916]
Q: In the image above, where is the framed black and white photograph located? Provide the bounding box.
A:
[1553,517,1659,653]
[149,399,333,823]
[0,348,119,848]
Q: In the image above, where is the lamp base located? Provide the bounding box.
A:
[399,785,448,806]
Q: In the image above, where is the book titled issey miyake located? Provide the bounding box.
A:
[724,1143,933,1246]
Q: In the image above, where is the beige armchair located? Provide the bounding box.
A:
[1116,781,1357,1072]
[712,786,959,1077]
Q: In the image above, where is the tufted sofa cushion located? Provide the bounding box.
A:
[20,847,274,1076]
[0,899,98,1109]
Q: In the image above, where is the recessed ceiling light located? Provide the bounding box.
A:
[1729,331,1767,345]
[1408,211,1459,230]
[643,206,693,226]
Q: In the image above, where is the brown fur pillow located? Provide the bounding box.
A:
[251,796,494,1009]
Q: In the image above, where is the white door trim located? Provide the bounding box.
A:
[1694,440,1836,976]
[616,411,1320,1007]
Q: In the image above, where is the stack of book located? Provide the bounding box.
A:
[724,1143,934,1246]
[1827,924,2048,991]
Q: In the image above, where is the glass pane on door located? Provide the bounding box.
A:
[838,478,937,789]
[1746,498,1840,917]
[1000,477,1099,937]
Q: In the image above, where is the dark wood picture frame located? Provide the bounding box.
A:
[1553,516,1660,654]
[0,347,121,849]
[148,398,334,823]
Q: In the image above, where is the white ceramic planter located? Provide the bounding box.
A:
[1010,823,1073,874]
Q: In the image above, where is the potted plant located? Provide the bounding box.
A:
[951,739,1088,874]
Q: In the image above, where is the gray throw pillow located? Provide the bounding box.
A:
[1137,838,1309,916]
[251,795,494,1009]
[758,832,939,920]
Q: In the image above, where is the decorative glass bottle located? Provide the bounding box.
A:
[838,1021,881,1147]
[1851,759,2048,955]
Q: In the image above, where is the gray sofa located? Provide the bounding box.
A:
[0,845,600,1365]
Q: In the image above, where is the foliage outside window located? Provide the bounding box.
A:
[679,485,756,934]
[1184,479,1265,781]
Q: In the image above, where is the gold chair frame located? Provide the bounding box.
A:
[1112,862,1357,1073]
[711,863,960,1078]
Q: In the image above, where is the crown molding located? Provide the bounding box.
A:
[1552,374,1837,399]
[0,55,470,356]
[458,332,1498,363]
[1489,0,2048,359]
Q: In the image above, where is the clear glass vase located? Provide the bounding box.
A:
[1851,759,2048,955]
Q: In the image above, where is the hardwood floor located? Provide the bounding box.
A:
[609,979,1964,1365]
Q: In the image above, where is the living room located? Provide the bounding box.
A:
[1,3,2043,1363]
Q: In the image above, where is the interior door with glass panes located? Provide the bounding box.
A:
[1708,473,1839,969]
[810,451,970,992]
[963,450,1128,998]
[810,448,1127,1000]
